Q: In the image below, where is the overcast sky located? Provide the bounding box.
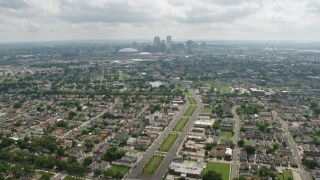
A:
[0,0,319,43]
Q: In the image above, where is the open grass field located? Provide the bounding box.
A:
[202,162,230,180]
[184,105,197,116]
[202,106,213,113]
[203,80,232,93]
[173,117,189,131]
[188,97,196,105]
[105,165,130,178]
[279,170,293,180]
[141,155,165,175]
[158,134,178,152]
[220,131,233,138]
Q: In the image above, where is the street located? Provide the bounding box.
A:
[125,89,203,180]
[230,106,240,179]
[272,110,311,180]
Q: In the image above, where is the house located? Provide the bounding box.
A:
[311,170,320,180]
[112,152,141,167]
[135,136,151,150]
[239,162,250,173]
[250,164,259,174]
[248,154,255,162]
[126,137,137,146]
[220,123,233,131]
[240,151,248,162]
[69,145,86,158]
[89,161,110,171]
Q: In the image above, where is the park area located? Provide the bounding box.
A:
[203,80,232,93]
[173,117,189,131]
[158,134,178,152]
[141,155,164,175]
[202,162,230,180]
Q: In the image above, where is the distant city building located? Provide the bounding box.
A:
[154,36,161,52]
[186,40,195,54]
[166,35,172,48]
[161,40,166,53]
[132,41,138,49]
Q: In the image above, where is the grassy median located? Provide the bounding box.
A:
[173,117,189,132]
[158,134,178,152]
[141,155,164,175]
[184,105,197,116]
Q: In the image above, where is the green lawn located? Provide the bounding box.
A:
[202,162,230,180]
[279,170,293,180]
[203,80,232,93]
[173,117,189,131]
[119,70,125,81]
[220,131,233,138]
[158,134,178,152]
[244,140,252,146]
[184,105,197,116]
[105,165,130,178]
[141,155,164,175]
[130,75,141,80]
[202,106,213,113]
[184,91,192,97]
[188,97,196,105]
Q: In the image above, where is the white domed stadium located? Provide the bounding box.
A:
[118,48,139,53]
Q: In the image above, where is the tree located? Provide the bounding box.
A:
[56,120,68,128]
[244,145,256,155]
[237,139,245,147]
[94,169,102,177]
[202,170,222,180]
[83,157,93,167]
[0,138,15,149]
[103,146,126,162]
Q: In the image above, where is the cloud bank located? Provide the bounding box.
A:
[0,0,319,42]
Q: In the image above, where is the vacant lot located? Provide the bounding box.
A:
[202,162,230,180]
[279,170,294,180]
[105,165,129,178]
[141,155,164,175]
[158,134,178,152]
[173,117,189,131]
[220,131,233,138]
[202,106,213,113]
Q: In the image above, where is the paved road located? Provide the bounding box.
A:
[125,90,203,180]
[125,101,190,179]
[230,106,240,180]
[272,110,311,180]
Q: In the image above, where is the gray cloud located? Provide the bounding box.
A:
[59,1,158,23]
[0,0,28,9]
[0,0,319,42]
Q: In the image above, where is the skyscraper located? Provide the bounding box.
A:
[166,35,172,48]
[154,36,161,52]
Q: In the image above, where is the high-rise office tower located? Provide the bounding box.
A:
[161,40,166,53]
[132,41,138,49]
[154,36,161,52]
[166,35,172,48]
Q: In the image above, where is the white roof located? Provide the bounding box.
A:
[118,48,138,53]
